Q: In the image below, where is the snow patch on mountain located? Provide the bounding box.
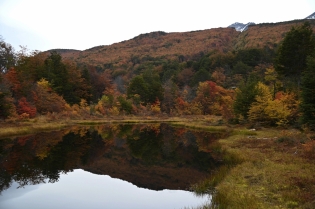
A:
[228,22,255,32]
[305,12,315,19]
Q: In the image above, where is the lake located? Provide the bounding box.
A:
[0,123,228,209]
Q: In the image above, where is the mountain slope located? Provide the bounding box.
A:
[234,19,315,50]
[52,19,315,68]
[56,28,239,67]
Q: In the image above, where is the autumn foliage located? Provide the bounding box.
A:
[32,79,67,114]
[194,81,234,119]
[1,20,315,127]
[17,97,36,118]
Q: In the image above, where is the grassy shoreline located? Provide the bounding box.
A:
[193,127,315,208]
[0,115,221,138]
[1,116,314,208]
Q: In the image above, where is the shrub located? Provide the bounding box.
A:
[17,97,36,118]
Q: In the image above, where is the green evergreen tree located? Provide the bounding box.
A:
[233,77,259,119]
[80,67,92,103]
[300,56,315,126]
[236,48,265,67]
[127,70,163,105]
[0,37,15,73]
[0,38,15,118]
[274,22,315,88]
[190,68,211,86]
[44,51,90,105]
[44,51,69,97]
[127,75,149,103]
[0,92,13,118]
[143,70,163,103]
[232,61,252,82]
[117,96,133,114]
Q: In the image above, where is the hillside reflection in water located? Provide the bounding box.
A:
[0,123,229,209]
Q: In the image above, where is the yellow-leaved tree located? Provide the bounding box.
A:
[248,82,294,126]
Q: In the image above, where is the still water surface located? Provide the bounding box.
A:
[1,169,209,209]
[0,123,227,209]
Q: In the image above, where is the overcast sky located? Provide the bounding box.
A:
[1,0,314,52]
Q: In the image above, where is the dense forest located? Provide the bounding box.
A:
[1,20,315,128]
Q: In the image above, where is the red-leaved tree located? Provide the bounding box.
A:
[17,97,36,118]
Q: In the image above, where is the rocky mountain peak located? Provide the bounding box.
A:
[228,22,255,32]
[305,12,315,19]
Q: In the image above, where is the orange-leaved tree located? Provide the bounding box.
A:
[5,67,22,98]
[194,81,234,118]
[32,78,66,114]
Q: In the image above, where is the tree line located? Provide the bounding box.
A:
[1,21,315,128]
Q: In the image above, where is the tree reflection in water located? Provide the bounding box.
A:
[0,123,230,194]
